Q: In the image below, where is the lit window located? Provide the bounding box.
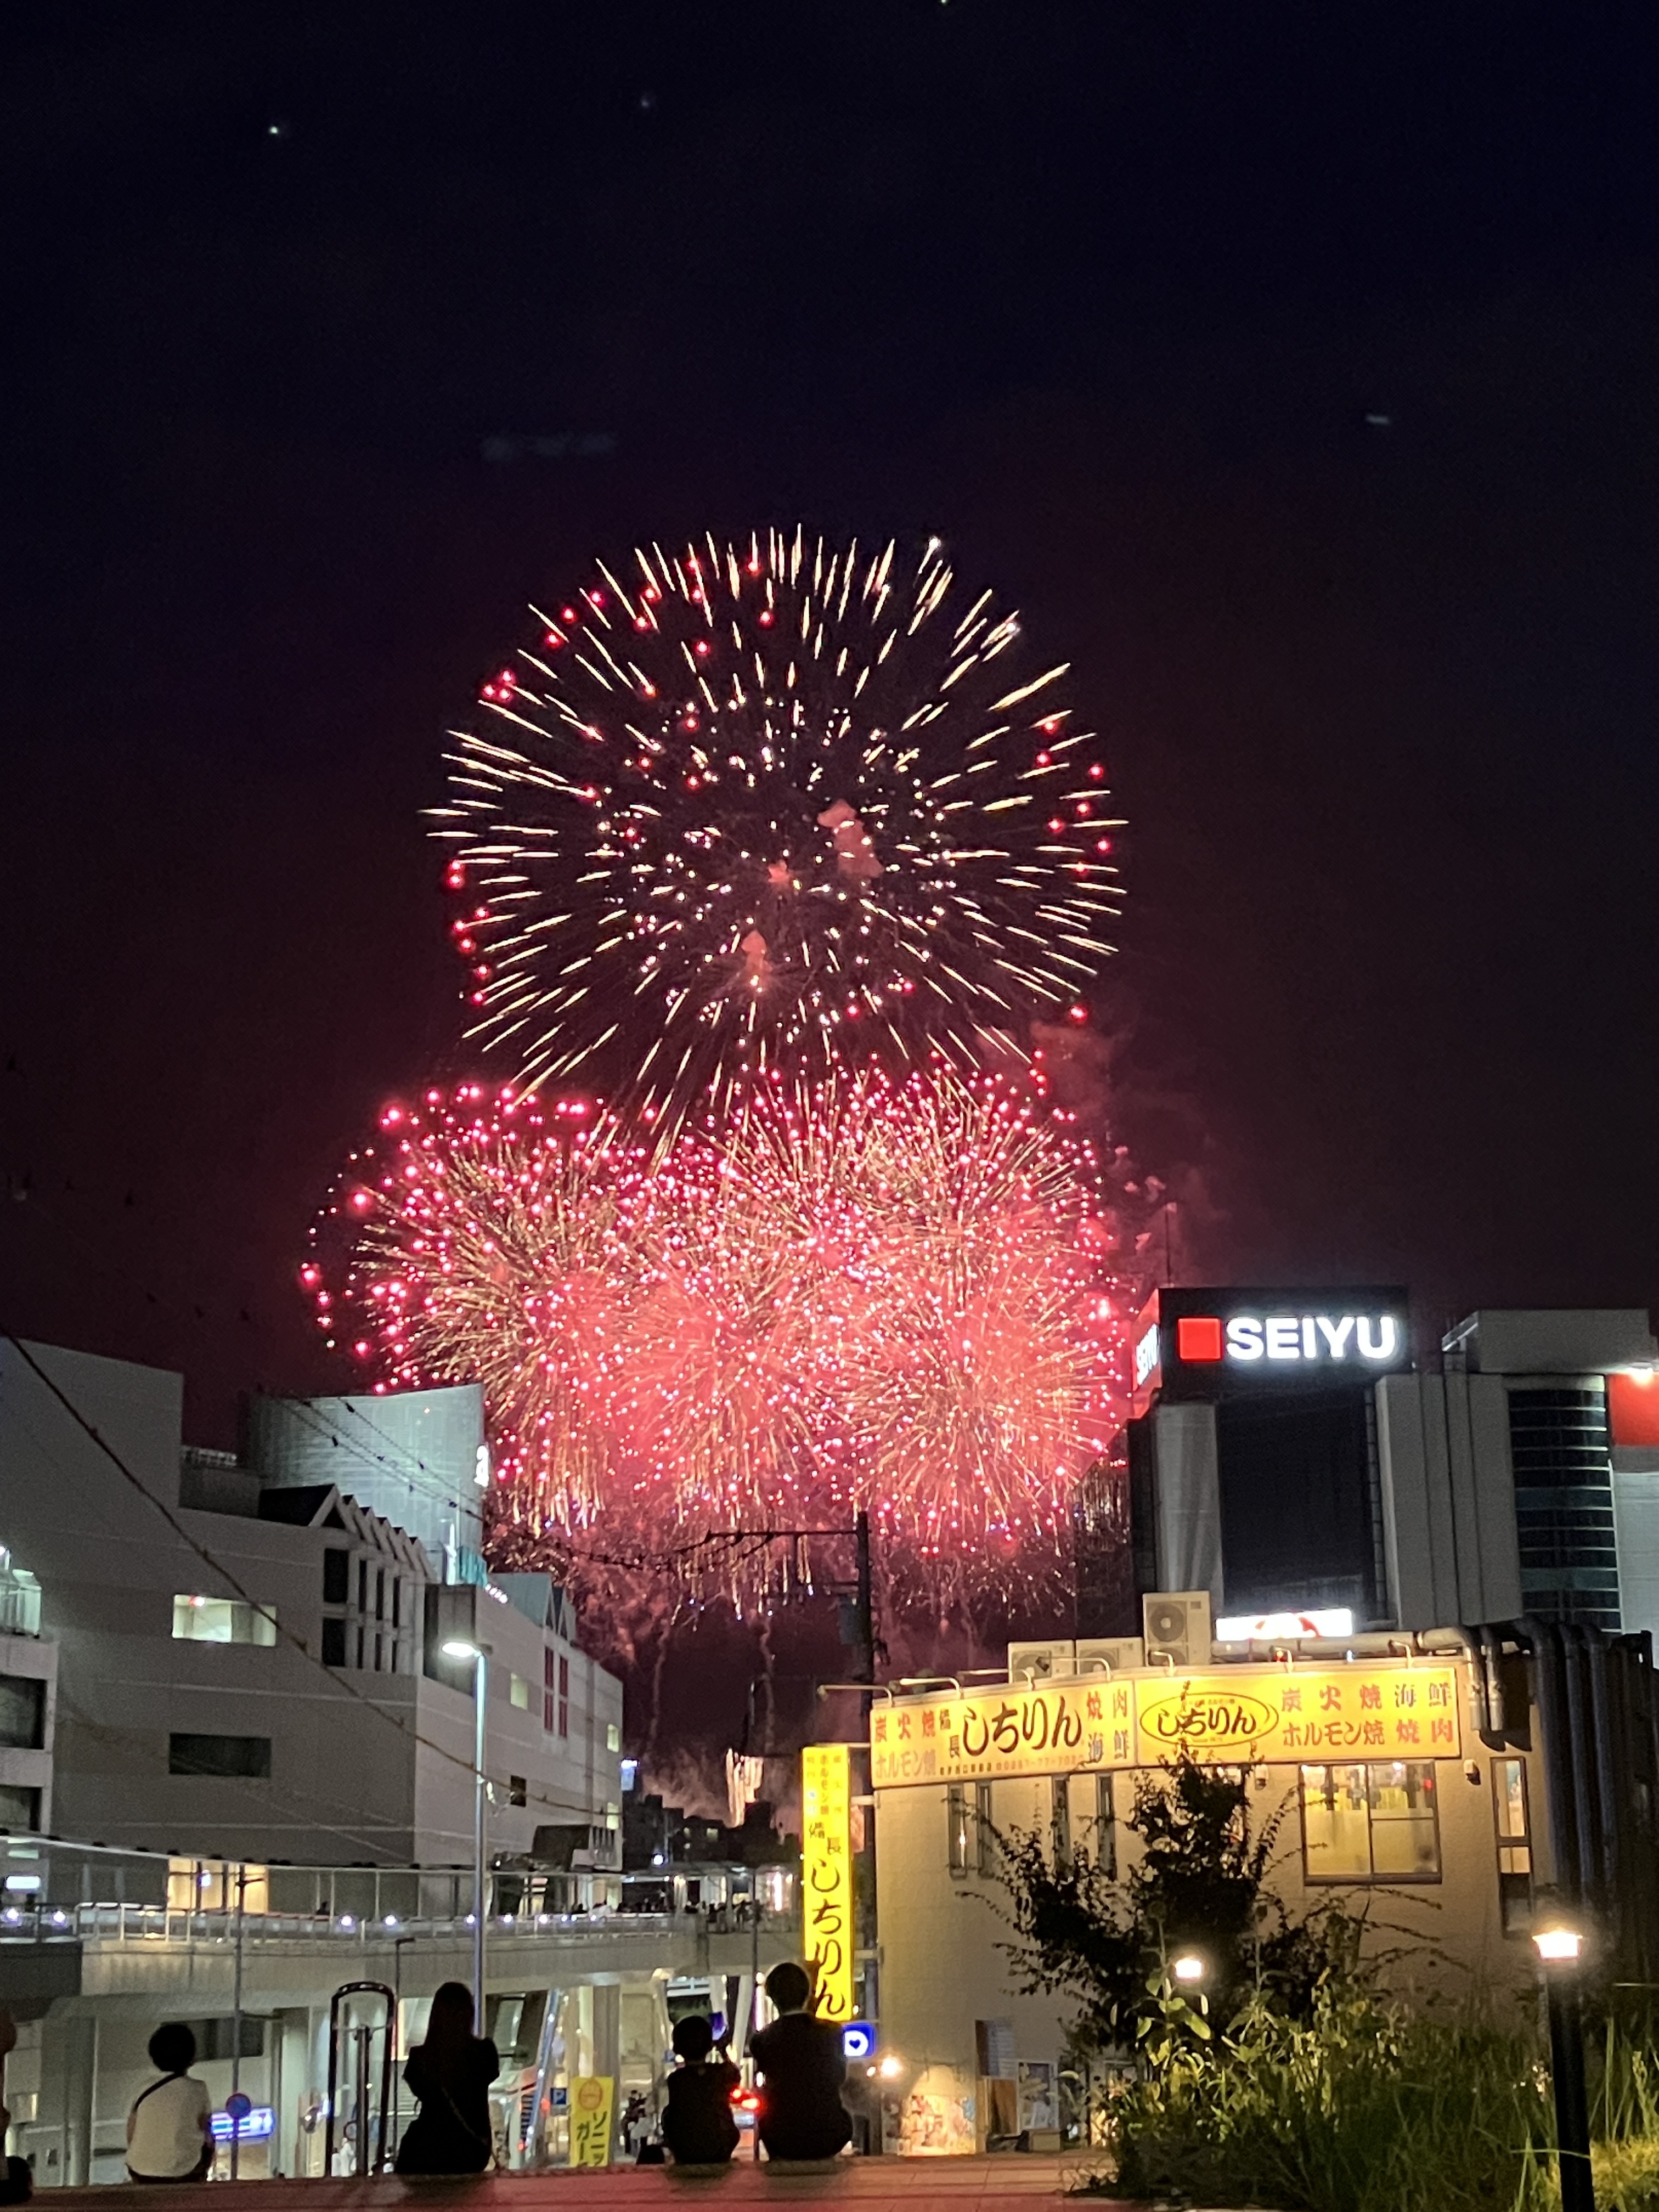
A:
[172,1598,276,1646]
[167,1860,269,1913]
[1093,1773,1118,1880]
[510,1673,531,1711]
[975,1782,996,1877]
[1493,1758,1533,1933]
[1301,1762,1440,1882]
[606,1722,620,1753]
[1050,1776,1072,1870]
[946,1784,971,1875]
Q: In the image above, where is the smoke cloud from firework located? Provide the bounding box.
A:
[305,1069,1132,1617]
[432,530,1123,1133]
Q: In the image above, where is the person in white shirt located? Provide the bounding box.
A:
[126,2025,213,2184]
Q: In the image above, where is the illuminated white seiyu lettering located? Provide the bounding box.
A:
[1226,1316,1263,1361]
[1135,1323,1160,1386]
[1357,1314,1400,1361]
[1265,1316,1300,1359]
[1317,1316,1355,1358]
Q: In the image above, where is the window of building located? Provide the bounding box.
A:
[392,1580,402,1630]
[357,1560,369,1613]
[356,1625,365,1670]
[166,1861,269,1913]
[509,1775,528,1808]
[375,1571,386,1621]
[510,1672,531,1711]
[1493,1757,1533,1934]
[606,1722,620,1753]
[374,1635,383,1672]
[1301,1762,1440,1882]
[0,1676,46,1751]
[543,1647,558,1734]
[323,1549,349,1606]
[320,1617,347,1668]
[974,1782,996,1876]
[558,1654,570,1736]
[168,1734,272,1780]
[947,1783,972,1875]
[0,1785,40,1831]
[172,1597,276,1646]
[1094,1773,1118,1880]
[1050,1776,1073,1870]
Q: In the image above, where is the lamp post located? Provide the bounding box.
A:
[1533,1923,1594,2212]
[442,1638,492,2018]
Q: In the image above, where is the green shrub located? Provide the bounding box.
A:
[1105,1993,1553,2212]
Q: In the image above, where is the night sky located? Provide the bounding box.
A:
[5,2,1658,1446]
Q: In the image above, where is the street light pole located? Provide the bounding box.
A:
[442,1638,493,2021]
[1533,1924,1594,2212]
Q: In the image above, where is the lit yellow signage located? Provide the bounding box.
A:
[869,1664,1461,1788]
[801,1742,855,2022]
[569,2075,614,2167]
[1136,1666,1460,1764]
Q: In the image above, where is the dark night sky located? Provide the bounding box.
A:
[4,2,1658,1446]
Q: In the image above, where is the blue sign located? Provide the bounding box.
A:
[840,2021,874,2061]
[211,2105,273,2142]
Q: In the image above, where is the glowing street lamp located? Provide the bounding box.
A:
[1532,1920,1593,2212]
[442,1638,492,2013]
[1171,1953,1207,1985]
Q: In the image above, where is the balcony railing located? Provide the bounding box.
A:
[0,1898,702,1948]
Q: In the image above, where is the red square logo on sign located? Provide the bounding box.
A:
[1177,1315,1224,1363]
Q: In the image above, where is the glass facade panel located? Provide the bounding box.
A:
[1509,1385,1620,1630]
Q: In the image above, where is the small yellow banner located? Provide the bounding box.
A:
[868,1664,1462,1788]
[569,2075,614,2168]
[801,1742,855,2022]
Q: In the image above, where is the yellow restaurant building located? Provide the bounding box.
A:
[864,1632,1557,2155]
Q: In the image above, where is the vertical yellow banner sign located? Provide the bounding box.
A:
[801,1742,855,2022]
[569,2075,614,2166]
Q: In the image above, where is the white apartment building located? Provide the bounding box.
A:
[0,1340,621,1867]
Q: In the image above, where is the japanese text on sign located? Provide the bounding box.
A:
[869,1665,1462,1786]
[569,2075,614,2168]
[802,1742,855,2022]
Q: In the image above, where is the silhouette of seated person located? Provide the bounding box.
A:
[660,2016,740,2165]
[749,1963,851,2163]
[394,1982,500,2174]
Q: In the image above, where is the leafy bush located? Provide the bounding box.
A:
[995,1751,1381,2049]
[1104,1991,1551,2211]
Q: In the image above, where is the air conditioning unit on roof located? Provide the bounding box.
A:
[1076,1635,1145,1674]
[1007,1639,1076,1685]
[1142,1592,1212,1670]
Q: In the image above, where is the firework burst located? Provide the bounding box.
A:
[306,1069,1130,1608]
[432,531,1123,1132]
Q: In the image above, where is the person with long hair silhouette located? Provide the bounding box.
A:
[395,1983,500,2174]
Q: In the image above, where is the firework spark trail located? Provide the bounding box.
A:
[306,1069,1130,1609]
[431,532,1124,1135]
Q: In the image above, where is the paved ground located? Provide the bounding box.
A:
[40,2155,1144,2210]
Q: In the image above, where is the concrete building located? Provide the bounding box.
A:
[0,1339,796,2187]
[871,1620,1659,2154]
[0,1339,620,1866]
[0,1836,795,2186]
[1083,1293,1659,1643]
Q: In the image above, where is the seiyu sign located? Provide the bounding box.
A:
[1133,1287,1411,1402]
